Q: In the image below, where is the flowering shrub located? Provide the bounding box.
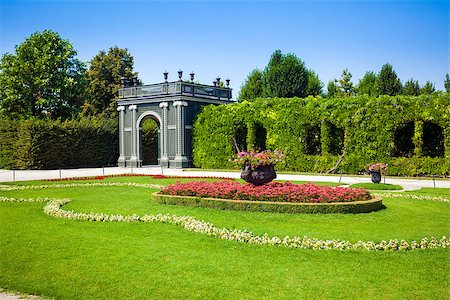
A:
[233,149,286,169]
[368,163,388,173]
[161,181,371,203]
[0,194,448,251]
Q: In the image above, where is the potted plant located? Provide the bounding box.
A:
[368,163,388,184]
[233,149,286,186]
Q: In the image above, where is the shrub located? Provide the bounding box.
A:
[161,181,371,203]
[0,116,118,169]
[192,94,450,176]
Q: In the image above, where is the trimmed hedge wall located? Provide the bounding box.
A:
[192,93,450,176]
[154,192,383,214]
[0,117,118,169]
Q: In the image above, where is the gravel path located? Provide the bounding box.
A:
[1,166,449,191]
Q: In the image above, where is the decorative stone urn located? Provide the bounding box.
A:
[241,161,277,186]
[370,170,382,184]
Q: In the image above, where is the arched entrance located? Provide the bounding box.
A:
[136,111,162,166]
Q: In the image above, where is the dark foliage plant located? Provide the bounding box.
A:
[0,116,118,169]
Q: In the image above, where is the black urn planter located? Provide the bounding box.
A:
[370,171,382,184]
[241,161,276,186]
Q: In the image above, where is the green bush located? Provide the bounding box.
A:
[0,116,118,169]
[193,93,450,176]
[154,192,383,214]
[0,118,18,169]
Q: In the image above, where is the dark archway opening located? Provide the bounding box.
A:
[328,123,344,155]
[233,124,248,153]
[393,121,414,157]
[423,122,444,157]
[305,125,321,155]
[141,117,159,165]
[254,123,267,151]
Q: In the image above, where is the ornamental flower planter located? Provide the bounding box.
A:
[232,149,285,186]
[370,170,382,184]
[241,161,276,186]
[368,163,387,184]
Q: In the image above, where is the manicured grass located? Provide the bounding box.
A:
[277,180,343,186]
[349,182,403,190]
[1,177,449,299]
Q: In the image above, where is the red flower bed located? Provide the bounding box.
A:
[161,181,372,203]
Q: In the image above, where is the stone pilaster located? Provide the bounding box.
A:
[117,106,126,167]
[128,104,138,167]
[173,101,189,168]
[159,102,169,167]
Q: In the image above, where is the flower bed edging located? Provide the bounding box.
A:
[153,192,383,214]
[0,195,447,251]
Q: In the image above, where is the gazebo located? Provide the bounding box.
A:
[116,71,232,168]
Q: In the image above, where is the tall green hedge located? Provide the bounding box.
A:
[192,93,450,176]
[0,117,118,169]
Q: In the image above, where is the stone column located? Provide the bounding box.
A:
[129,104,138,167]
[117,106,126,167]
[159,102,169,167]
[173,101,189,168]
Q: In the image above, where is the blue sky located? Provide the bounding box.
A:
[0,0,449,95]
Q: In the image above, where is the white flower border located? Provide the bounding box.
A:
[373,192,449,203]
[1,183,449,251]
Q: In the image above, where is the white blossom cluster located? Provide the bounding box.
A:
[0,182,163,191]
[374,193,449,203]
[1,195,448,251]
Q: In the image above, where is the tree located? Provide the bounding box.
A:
[420,81,435,95]
[326,81,338,98]
[238,69,263,101]
[335,69,354,97]
[445,73,450,92]
[356,71,377,96]
[306,70,323,97]
[84,46,138,114]
[0,30,86,119]
[376,63,402,96]
[262,50,309,98]
[403,79,420,96]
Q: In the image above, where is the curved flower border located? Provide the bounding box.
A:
[0,183,448,251]
[373,192,449,203]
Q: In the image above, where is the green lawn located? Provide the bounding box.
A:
[1,177,449,299]
[349,182,403,190]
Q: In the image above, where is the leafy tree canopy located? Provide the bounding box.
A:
[238,69,263,101]
[83,46,138,115]
[334,69,354,97]
[376,63,402,96]
[0,30,86,119]
[420,81,435,95]
[306,70,324,97]
[445,73,450,93]
[239,50,321,101]
[357,71,378,96]
[326,80,338,98]
[403,79,420,96]
[262,50,309,98]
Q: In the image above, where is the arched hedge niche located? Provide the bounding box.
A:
[247,123,267,151]
[422,121,445,158]
[232,123,248,153]
[304,124,321,155]
[393,121,414,157]
[321,121,344,155]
